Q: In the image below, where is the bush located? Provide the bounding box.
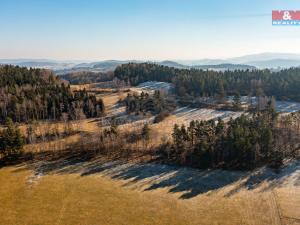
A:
[154,111,170,123]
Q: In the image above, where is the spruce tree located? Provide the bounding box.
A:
[0,117,24,158]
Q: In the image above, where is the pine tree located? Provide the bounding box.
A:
[233,93,242,111]
[0,117,24,158]
[141,124,150,144]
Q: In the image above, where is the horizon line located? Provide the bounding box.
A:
[1,51,300,62]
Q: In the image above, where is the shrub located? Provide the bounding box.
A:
[154,111,170,123]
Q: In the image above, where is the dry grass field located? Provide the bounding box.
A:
[0,160,299,225]
[1,85,299,225]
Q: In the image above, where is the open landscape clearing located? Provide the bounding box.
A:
[91,82,300,141]
[0,160,299,225]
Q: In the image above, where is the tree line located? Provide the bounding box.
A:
[2,109,299,171]
[166,108,299,169]
[0,65,105,124]
[115,63,300,101]
[60,71,114,84]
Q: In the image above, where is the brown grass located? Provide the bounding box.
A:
[0,163,299,225]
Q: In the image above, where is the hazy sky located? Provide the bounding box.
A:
[1,0,300,60]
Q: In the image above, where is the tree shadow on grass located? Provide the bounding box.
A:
[86,160,299,199]
[3,146,299,200]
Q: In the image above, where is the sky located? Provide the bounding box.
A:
[1,0,300,61]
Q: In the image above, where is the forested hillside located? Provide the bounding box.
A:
[0,65,105,124]
[115,63,300,101]
[60,71,114,84]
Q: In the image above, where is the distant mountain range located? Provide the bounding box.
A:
[157,61,256,71]
[0,59,77,71]
[1,53,300,74]
[177,53,300,68]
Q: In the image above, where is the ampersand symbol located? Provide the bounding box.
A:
[283,11,292,20]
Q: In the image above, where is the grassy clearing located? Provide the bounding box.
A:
[0,161,299,225]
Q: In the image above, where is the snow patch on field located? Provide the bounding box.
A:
[173,107,243,123]
[276,101,300,113]
[136,81,173,93]
[27,169,43,186]
[229,96,300,113]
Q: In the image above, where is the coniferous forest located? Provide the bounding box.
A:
[168,108,299,170]
[0,65,105,124]
[115,63,300,101]
[60,71,114,84]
